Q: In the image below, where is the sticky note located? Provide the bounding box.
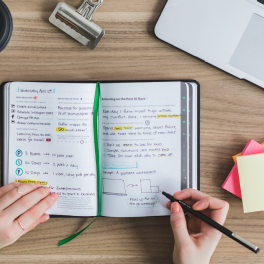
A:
[222,139,264,198]
[15,179,48,185]
[156,114,181,118]
[233,142,264,163]
[237,153,264,213]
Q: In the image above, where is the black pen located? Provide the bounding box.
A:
[162,191,260,254]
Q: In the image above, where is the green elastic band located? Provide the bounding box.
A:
[57,82,101,246]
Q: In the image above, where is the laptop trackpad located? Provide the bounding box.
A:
[229,14,264,81]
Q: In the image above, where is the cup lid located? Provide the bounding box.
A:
[0,0,12,52]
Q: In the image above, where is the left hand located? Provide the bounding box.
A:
[0,182,58,249]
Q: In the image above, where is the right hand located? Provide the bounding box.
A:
[166,189,229,264]
[0,182,58,249]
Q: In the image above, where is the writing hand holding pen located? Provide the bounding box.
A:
[166,189,229,264]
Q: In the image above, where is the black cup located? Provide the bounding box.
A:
[0,0,12,52]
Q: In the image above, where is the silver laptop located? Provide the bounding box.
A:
[155,0,264,89]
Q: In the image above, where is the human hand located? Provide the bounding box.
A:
[166,189,229,264]
[0,182,58,249]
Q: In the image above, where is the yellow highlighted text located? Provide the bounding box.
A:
[157,115,181,119]
[15,179,48,185]
[114,126,133,131]
[56,127,66,132]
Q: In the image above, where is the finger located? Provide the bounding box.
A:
[0,182,23,199]
[192,196,229,225]
[170,202,191,247]
[24,213,50,232]
[173,188,208,202]
[192,196,227,211]
[2,213,50,247]
[0,183,41,211]
[4,187,51,219]
[15,193,57,233]
[166,201,172,210]
[12,213,50,241]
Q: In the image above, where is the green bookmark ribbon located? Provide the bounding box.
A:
[58,216,99,246]
[94,82,101,216]
[58,82,101,246]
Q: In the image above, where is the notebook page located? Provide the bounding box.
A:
[189,82,198,189]
[99,82,188,217]
[8,82,97,217]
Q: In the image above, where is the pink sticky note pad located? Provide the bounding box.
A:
[222,139,264,198]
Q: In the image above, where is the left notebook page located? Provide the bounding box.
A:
[5,82,98,217]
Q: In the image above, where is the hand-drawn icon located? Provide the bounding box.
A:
[11,120,15,124]
[11,109,15,113]
[145,120,150,126]
[11,114,14,119]
[80,140,84,144]
[102,178,127,196]
[16,159,22,166]
[140,179,159,193]
[127,184,138,188]
[46,138,51,142]
[33,96,38,100]
[15,149,23,157]
[15,168,23,176]
[11,104,15,108]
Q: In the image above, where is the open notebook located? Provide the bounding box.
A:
[1,81,200,217]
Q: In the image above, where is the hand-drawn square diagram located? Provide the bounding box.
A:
[102,178,127,196]
[140,179,159,193]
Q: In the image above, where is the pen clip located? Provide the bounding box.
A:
[76,0,103,21]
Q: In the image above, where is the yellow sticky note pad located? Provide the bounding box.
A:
[15,179,48,185]
[157,114,181,119]
[56,127,66,132]
[237,153,264,213]
[233,142,264,163]
[114,126,133,131]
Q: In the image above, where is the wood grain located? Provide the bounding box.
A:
[1,0,264,263]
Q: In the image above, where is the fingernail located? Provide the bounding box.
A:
[174,190,182,195]
[44,214,50,221]
[19,182,25,185]
[50,193,58,200]
[172,202,180,213]
[41,214,50,223]
[44,187,50,193]
[35,183,41,188]
[193,201,200,208]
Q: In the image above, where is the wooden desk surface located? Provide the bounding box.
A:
[1,0,264,263]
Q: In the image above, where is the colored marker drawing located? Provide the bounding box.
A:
[15,149,23,157]
[15,168,23,176]
[102,162,138,169]
[140,179,159,193]
[102,178,127,196]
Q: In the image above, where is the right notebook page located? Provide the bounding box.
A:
[98,81,197,217]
